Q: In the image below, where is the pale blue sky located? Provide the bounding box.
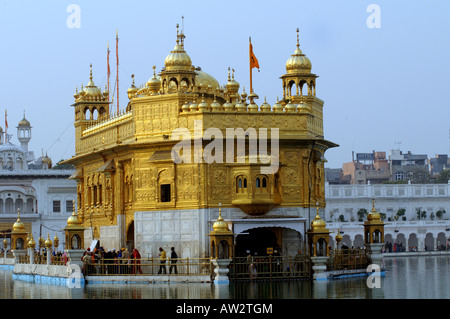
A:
[0,0,449,168]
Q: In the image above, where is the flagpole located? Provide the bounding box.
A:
[107,42,110,97]
[116,30,119,114]
[249,36,253,95]
[4,110,7,143]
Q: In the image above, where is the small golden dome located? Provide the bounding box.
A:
[74,87,80,100]
[297,101,310,112]
[13,209,25,231]
[18,113,31,127]
[285,28,312,75]
[311,208,326,230]
[127,74,138,99]
[41,153,51,164]
[45,233,52,248]
[198,96,209,112]
[273,97,283,112]
[248,101,258,112]
[367,199,381,221]
[213,204,230,233]
[285,99,296,112]
[226,67,240,94]
[210,97,221,111]
[234,101,246,112]
[147,66,161,94]
[82,64,103,99]
[102,84,109,97]
[260,97,271,111]
[241,87,248,101]
[181,100,190,112]
[335,229,343,242]
[28,234,35,249]
[67,208,81,227]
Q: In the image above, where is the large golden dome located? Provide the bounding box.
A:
[195,69,220,91]
[164,26,192,72]
[285,28,312,75]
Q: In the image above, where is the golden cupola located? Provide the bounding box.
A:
[367,199,381,222]
[13,209,25,231]
[285,28,312,75]
[127,74,138,99]
[146,66,161,94]
[164,25,192,72]
[213,210,230,233]
[311,208,327,231]
[226,67,240,100]
[75,64,106,102]
[67,207,82,227]
[18,115,31,127]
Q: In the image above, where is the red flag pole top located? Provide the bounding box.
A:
[4,110,7,142]
[107,42,110,97]
[249,37,260,100]
[116,30,119,113]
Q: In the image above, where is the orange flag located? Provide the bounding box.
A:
[250,40,259,70]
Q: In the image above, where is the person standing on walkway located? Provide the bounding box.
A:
[169,247,178,274]
[158,247,167,274]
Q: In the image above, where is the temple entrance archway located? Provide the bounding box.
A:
[234,226,304,257]
[126,221,134,251]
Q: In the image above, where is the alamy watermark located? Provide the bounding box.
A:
[66,4,81,29]
[366,264,382,288]
[366,4,381,29]
[66,264,82,288]
[171,120,280,174]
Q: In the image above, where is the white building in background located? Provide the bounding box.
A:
[0,113,76,251]
[324,181,450,251]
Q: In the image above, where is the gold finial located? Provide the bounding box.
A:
[89,63,93,81]
[131,74,135,85]
[296,28,300,48]
[232,68,235,80]
[227,67,231,80]
[152,65,156,76]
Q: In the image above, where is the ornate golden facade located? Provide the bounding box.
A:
[64,25,337,257]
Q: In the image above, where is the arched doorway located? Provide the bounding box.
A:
[408,233,418,251]
[425,233,434,251]
[235,227,279,257]
[126,221,134,251]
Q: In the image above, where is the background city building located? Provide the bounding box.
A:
[0,114,76,251]
[326,150,449,185]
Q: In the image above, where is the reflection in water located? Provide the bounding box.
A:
[1,256,450,299]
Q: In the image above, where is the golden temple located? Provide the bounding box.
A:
[63,25,337,258]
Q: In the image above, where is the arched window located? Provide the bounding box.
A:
[71,234,81,249]
[255,177,260,188]
[16,238,24,250]
[262,177,267,188]
[243,178,247,188]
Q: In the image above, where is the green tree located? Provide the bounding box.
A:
[436,210,446,220]
[416,209,427,220]
[434,169,450,184]
[357,208,368,221]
